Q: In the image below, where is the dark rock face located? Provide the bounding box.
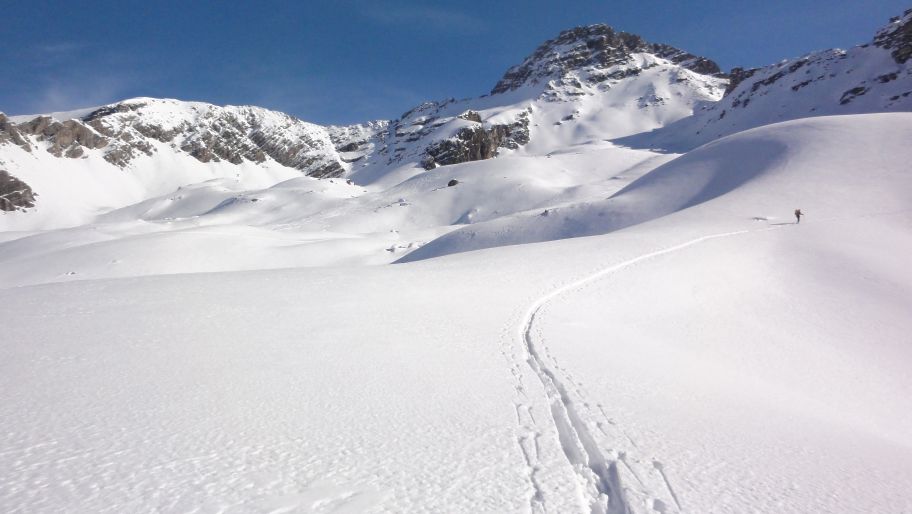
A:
[83,102,144,122]
[874,8,912,64]
[424,126,500,169]
[0,170,37,211]
[421,109,530,169]
[15,116,109,158]
[724,67,759,96]
[491,24,723,94]
[840,86,869,104]
[493,108,532,149]
[457,110,483,123]
[0,113,34,153]
[337,141,360,152]
[650,43,722,76]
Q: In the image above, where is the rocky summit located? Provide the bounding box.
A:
[491,24,723,95]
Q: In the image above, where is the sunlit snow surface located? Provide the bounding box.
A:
[2,113,911,513]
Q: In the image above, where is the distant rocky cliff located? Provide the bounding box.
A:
[617,9,912,151]
[874,8,912,64]
[2,99,349,178]
[422,109,530,169]
[0,170,36,212]
[722,9,912,108]
[491,24,723,95]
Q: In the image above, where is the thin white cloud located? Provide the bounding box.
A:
[6,42,148,116]
[17,72,137,117]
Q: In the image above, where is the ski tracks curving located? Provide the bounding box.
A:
[510,228,779,513]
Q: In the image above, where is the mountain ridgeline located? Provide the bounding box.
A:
[1,9,910,215]
[0,22,728,191]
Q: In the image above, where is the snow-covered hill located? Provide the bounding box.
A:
[619,8,912,150]
[400,112,912,261]
[3,111,911,513]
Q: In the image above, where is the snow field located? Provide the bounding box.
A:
[2,112,911,512]
[0,143,668,288]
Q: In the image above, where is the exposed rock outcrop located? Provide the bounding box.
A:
[421,109,530,169]
[0,170,36,211]
[718,10,912,114]
[2,99,351,178]
[0,113,35,153]
[423,126,500,169]
[724,67,759,96]
[15,116,108,158]
[874,8,912,64]
[491,24,723,94]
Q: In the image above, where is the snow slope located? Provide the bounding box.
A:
[401,113,912,261]
[0,48,721,285]
[618,8,912,151]
[2,112,911,513]
[0,142,670,287]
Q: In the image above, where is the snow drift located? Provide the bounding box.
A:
[400,113,912,262]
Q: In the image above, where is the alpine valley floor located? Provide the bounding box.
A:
[2,114,911,513]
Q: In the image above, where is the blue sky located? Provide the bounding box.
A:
[2,0,907,124]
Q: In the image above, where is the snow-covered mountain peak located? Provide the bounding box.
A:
[339,24,729,184]
[491,24,723,95]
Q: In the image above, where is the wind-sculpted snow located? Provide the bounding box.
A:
[399,113,912,262]
[0,145,669,286]
[4,173,911,512]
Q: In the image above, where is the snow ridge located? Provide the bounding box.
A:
[619,10,912,151]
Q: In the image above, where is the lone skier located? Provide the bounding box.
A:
[794,208,803,224]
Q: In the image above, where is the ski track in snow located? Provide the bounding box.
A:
[511,226,786,513]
